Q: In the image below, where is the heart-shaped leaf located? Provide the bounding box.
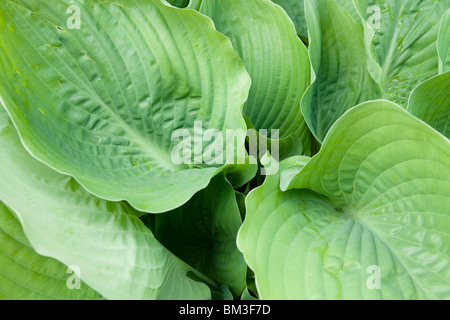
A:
[0,0,252,213]
[238,100,450,299]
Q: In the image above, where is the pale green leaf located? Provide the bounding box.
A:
[0,202,104,300]
[438,9,450,73]
[239,100,450,299]
[0,108,212,300]
[407,71,450,138]
[272,0,360,41]
[187,0,202,10]
[0,0,252,213]
[278,155,310,192]
[301,0,381,142]
[354,0,450,105]
[333,0,360,22]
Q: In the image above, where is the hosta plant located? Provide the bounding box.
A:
[0,0,448,300]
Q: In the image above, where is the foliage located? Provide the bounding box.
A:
[0,0,448,300]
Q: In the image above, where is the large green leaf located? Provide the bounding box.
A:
[407,71,450,138]
[301,0,381,142]
[354,0,450,105]
[238,100,450,299]
[271,0,307,39]
[271,0,360,41]
[0,202,104,300]
[0,108,212,300]
[0,0,252,213]
[334,0,361,23]
[438,9,450,73]
[200,0,312,156]
[155,174,246,296]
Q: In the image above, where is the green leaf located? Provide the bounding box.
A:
[301,0,381,142]
[407,71,450,139]
[278,155,310,192]
[240,286,258,301]
[220,285,234,301]
[235,191,246,221]
[272,0,360,42]
[187,0,202,10]
[0,202,104,300]
[438,10,450,73]
[0,108,212,300]
[166,0,190,8]
[354,0,449,105]
[155,174,247,296]
[200,0,312,156]
[333,0,361,23]
[272,0,307,39]
[238,100,450,299]
[0,0,252,213]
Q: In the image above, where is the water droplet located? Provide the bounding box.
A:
[402,214,411,226]
[390,227,403,236]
